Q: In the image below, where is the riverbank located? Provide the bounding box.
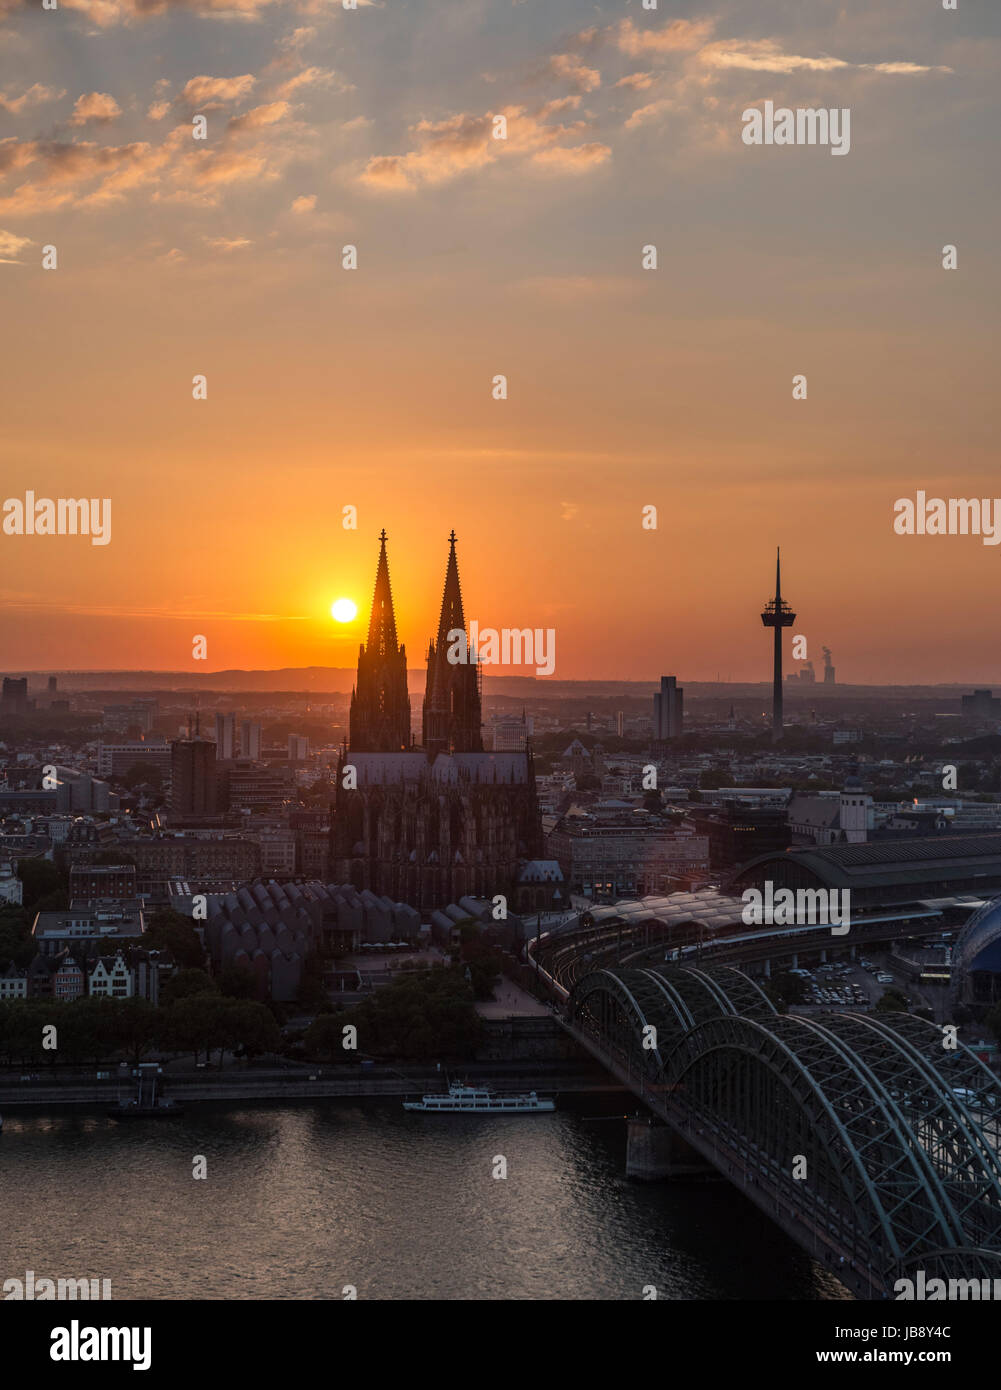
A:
[0,1060,620,1108]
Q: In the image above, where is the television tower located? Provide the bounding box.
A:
[760,548,796,742]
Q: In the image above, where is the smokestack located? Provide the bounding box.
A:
[822,647,836,685]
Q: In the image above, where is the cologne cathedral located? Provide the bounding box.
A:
[329,530,543,911]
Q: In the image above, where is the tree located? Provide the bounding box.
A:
[160,968,217,1007]
[116,997,159,1065]
[230,1000,280,1061]
[17,859,68,912]
[875,988,908,1014]
[143,908,205,969]
[165,994,220,1065]
[218,964,258,1000]
[0,905,34,971]
[311,967,484,1062]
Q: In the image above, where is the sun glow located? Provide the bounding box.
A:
[331,598,358,623]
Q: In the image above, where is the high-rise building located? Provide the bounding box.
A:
[1,677,29,717]
[215,713,237,760]
[653,676,684,740]
[615,711,624,737]
[47,676,57,694]
[240,720,262,760]
[822,647,836,684]
[288,734,310,761]
[170,738,218,817]
[349,529,411,752]
[961,690,1001,719]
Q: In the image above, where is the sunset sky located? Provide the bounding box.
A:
[1,0,998,683]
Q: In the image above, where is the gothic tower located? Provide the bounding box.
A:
[348,529,412,751]
[422,530,483,759]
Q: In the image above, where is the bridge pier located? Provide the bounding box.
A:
[625,1116,715,1180]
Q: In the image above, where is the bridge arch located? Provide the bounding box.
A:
[568,964,1001,1279]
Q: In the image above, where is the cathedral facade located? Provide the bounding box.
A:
[330,530,543,912]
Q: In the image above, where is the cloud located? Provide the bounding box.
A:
[227,100,289,131]
[624,99,674,131]
[614,72,655,91]
[0,228,31,263]
[159,247,186,263]
[178,74,256,109]
[278,25,317,52]
[271,66,338,100]
[0,113,295,216]
[0,84,66,116]
[698,40,951,76]
[549,53,601,93]
[147,100,171,121]
[560,501,578,522]
[0,139,170,216]
[205,235,252,250]
[615,18,716,57]
[291,193,316,212]
[531,143,610,173]
[1,0,298,27]
[359,104,605,191]
[68,92,122,127]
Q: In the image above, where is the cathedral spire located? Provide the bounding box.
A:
[422,530,482,760]
[349,530,411,752]
[434,529,465,650]
[366,528,399,657]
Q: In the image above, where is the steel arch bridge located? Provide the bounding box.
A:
[566,963,1001,1297]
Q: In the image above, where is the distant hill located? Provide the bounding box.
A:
[7,669,987,703]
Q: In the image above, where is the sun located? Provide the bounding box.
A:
[331,597,358,623]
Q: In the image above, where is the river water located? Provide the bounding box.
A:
[0,1100,848,1300]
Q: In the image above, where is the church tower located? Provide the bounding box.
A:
[422,530,483,759]
[348,530,412,751]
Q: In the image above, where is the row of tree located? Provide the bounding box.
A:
[0,990,280,1067]
[304,965,487,1061]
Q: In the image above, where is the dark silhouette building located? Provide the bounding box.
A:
[760,549,795,742]
[1,677,30,717]
[331,531,542,911]
[348,529,412,752]
[170,736,218,817]
[423,530,483,759]
[653,675,683,740]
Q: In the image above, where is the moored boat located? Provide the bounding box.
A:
[404,1082,555,1113]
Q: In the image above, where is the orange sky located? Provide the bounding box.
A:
[1,0,998,682]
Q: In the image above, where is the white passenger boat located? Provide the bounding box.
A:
[404,1082,555,1113]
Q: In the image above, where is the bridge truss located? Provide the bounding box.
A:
[567,964,1001,1296]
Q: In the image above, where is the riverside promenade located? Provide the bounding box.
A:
[0,1060,618,1108]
